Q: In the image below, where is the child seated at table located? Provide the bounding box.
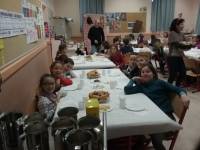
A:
[195,35,200,49]
[55,44,67,60]
[124,63,189,150]
[136,56,147,70]
[137,33,144,48]
[107,45,124,69]
[120,38,133,54]
[55,54,68,63]
[122,55,140,79]
[50,61,73,89]
[113,36,121,50]
[37,74,59,121]
[63,58,76,78]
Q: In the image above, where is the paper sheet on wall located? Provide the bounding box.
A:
[0,9,25,38]
[22,1,44,43]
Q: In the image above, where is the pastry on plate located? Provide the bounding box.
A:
[87,70,100,79]
[89,90,109,102]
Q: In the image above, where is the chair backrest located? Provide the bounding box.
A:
[183,57,196,70]
[169,93,188,124]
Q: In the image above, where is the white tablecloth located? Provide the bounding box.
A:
[184,48,200,60]
[55,69,181,139]
[71,55,116,70]
[133,47,155,54]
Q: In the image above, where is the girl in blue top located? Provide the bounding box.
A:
[124,63,189,150]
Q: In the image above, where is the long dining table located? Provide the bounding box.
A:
[55,68,182,139]
[70,55,116,70]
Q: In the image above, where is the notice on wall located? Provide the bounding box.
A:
[22,0,44,43]
[0,9,25,38]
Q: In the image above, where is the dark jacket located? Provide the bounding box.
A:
[123,65,140,79]
[88,26,105,46]
[124,79,186,114]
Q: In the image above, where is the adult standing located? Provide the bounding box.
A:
[167,18,192,86]
[88,20,105,54]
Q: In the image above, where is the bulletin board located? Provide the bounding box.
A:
[105,12,146,33]
[0,0,44,68]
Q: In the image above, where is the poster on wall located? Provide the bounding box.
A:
[21,0,44,43]
[83,14,106,53]
[0,9,25,38]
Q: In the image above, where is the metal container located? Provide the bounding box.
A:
[52,117,77,150]
[78,116,102,150]
[64,129,93,150]
[25,121,49,150]
[57,107,79,120]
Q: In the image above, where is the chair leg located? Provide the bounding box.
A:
[169,131,179,150]
[192,76,200,93]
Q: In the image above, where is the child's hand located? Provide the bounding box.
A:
[180,95,190,108]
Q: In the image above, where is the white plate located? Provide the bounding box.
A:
[125,104,145,112]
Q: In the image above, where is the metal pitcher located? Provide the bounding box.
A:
[78,116,102,150]
[25,121,49,150]
[57,107,79,120]
[64,129,93,150]
[52,117,77,150]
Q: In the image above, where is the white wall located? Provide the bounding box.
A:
[53,0,200,36]
[54,0,81,37]
[104,0,152,32]
[174,0,200,32]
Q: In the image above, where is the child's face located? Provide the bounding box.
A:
[51,63,64,78]
[136,57,146,69]
[141,66,154,82]
[128,55,137,67]
[42,77,55,93]
[64,63,74,72]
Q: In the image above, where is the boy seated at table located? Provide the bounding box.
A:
[124,63,189,150]
[122,55,140,79]
[63,58,76,78]
[50,61,73,91]
[120,38,133,54]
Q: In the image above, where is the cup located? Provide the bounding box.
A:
[77,79,84,89]
[110,80,117,89]
[102,70,106,76]
[119,96,126,109]
[80,70,85,78]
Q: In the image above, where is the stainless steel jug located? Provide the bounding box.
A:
[25,121,49,150]
[57,107,79,120]
[78,116,102,150]
[52,117,77,150]
[64,129,93,150]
